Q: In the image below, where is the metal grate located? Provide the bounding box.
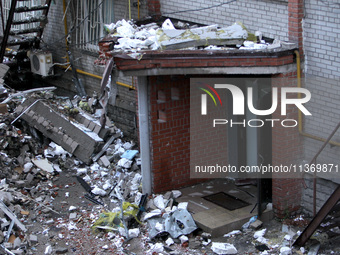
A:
[75,0,115,52]
[203,192,250,211]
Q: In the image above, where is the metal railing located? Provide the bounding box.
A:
[306,121,340,216]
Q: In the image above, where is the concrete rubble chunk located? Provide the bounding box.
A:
[280,246,291,255]
[211,242,237,255]
[179,235,188,244]
[44,245,53,254]
[128,228,140,238]
[148,243,164,253]
[13,237,21,248]
[69,212,77,220]
[98,155,111,167]
[250,219,263,230]
[91,186,106,196]
[29,234,38,244]
[17,99,105,164]
[153,195,165,210]
[32,158,54,173]
[165,237,174,246]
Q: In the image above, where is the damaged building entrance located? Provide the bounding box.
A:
[226,77,273,216]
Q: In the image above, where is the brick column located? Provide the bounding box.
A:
[147,0,161,20]
[271,72,303,219]
[288,0,304,54]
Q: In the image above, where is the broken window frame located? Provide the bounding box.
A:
[75,0,114,52]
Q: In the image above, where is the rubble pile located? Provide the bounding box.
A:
[97,18,295,64]
[1,88,339,254]
[0,89,206,254]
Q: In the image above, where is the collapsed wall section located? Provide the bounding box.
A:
[16,99,105,164]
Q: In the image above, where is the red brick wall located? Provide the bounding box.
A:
[147,0,161,19]
[149,76,201,193]
[114,53,294,71]
[288,0,304,53]
[271,71,303,218]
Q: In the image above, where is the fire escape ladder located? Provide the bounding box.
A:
[0,0,52,63]
[294,121,340,247]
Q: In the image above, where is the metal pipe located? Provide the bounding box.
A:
[295,50,340,147]
[137,76,152,195]
[61,0,134,91]
[58,65,135,90]
[128,0,131,20]
[0,0,5,34]
[138,0,140,19]
[63,0,70,62]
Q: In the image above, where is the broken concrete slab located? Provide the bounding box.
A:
[250,219,263,230]
[16,98,105,164]
[32,158,54,173]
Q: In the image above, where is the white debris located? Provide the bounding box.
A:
[280,246,291,255]
[23,162,33,173]
[90,163,100,171]
[202,239,211,246]
[153,195,165,210]
[76,168,87,175]
[179,235,189,244]
[102,245,109,249]
[211,242,237,254]
[91,186,106,196]
[102,182,112,190]
[128,228,140,238]
[284,234,292,241]
[44,245,53,254]
[155,222,165,232]
[69,206,77,211]
[172,190,182,198]
[165,237,174,246]
[300,247,305,253]
[162,19,175,30]
[65,192,69,197]
[177,202,188,210]
[0,178,7,188]
[117,158,132,168]
[67,222,78,230]
[116,19,135,38]
[224,230,242,238]
[83,175,91,182]
[123,141,134,150]
[148,243,164,254]
[53,164,62,172]
[143,209,162,221]
[32,158,54,173]
[119,227,127,237]
[254,228,267,243]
